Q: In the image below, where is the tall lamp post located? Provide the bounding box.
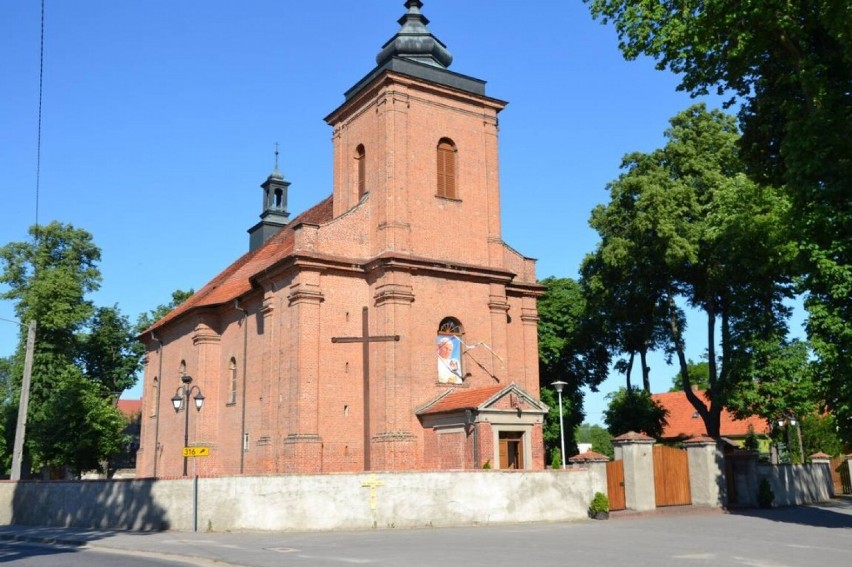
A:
[778,414,804,463]
[172,375,204,476]
[551,381,568,470]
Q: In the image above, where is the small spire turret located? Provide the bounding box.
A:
[248,143,291,251]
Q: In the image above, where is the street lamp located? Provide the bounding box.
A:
[551,381,568,470]
[172,375,204,476]
[777,414,804,463]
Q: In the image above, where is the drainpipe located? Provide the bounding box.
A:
[234,300,249,474]
[151,331,163,478]
[466,409,479,468]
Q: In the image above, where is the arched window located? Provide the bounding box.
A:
[436,317,464,384]
[355,144,366,198]
[436,138,457,199]
[228,358,238,405]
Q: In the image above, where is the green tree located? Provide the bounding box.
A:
[0,222,129,476]
[668,359,710,392]
[800,412,845,458]
[585,0,852,444]
[581,242,671,393]
[538,277,610,459]
[135,288,194,333]
[0,356,12,469]
[80,305,144,399]
[725,339,817,428]
[603,387,668,439]
[586,105,796,438]
[575,423,614,459]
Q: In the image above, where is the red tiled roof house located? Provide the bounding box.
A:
[651,390,770,446]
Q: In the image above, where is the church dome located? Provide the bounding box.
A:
[376,1,453,69]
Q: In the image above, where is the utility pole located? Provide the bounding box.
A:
[11,320,36,481]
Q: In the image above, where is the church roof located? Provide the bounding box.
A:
[144,194,334,335]
[116,399,141,417]
[651,390,770,439]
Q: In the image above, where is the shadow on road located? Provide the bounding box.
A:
[729,497,852,529]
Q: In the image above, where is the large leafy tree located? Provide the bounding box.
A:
[585,0,852,444]
[582,152,677,393]
[538,277,610,460]
[81,305,144,399]
[587,105,796,438]
[0,222,132,476]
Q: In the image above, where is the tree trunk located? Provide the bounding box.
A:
[640,349,651,392]
[624,351,634,390]
[668,295,715,436]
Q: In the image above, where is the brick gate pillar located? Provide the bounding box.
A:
[612,431,656,512]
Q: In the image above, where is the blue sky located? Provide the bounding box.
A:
[1,1,749,424]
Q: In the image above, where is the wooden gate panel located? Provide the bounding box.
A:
[830,457,851,495]
[606,460,626,511]
[653,445,691,507]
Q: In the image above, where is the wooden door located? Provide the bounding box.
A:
[498,432,524,470]
[653,445,691,507]
[606,460,626,511]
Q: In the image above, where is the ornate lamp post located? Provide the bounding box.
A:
[551,381,568,470]
[777,414,804,463]
[172,375,204,476]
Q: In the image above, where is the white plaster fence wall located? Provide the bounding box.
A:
[756,462,833,507]
[0,468,605,532]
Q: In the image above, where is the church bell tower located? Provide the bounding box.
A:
[248,146,291,251]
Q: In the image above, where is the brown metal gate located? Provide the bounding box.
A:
[653,445,691,507]
[606,460,626,511]
[830,456,851,495]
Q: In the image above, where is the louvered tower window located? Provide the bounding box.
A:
[436,138,457,199]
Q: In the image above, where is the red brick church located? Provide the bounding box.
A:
[137,1,546,477]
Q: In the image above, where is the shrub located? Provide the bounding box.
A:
[551,449,562,469]
[589,491,610,516]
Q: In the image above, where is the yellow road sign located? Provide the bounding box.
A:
[182,447,210,457]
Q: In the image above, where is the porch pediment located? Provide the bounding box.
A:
[415,383,547,417]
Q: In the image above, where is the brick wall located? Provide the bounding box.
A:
[137,67,542,477]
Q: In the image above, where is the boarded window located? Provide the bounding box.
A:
[356,144,366,198]
[436,139,457,198]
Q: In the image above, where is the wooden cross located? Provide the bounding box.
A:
[361,473,385,510]
[331,306,400,471]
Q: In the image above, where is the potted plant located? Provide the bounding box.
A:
[589,491,610,520]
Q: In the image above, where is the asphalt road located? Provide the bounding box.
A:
[0,539,202,566]
[1,500,849,567]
